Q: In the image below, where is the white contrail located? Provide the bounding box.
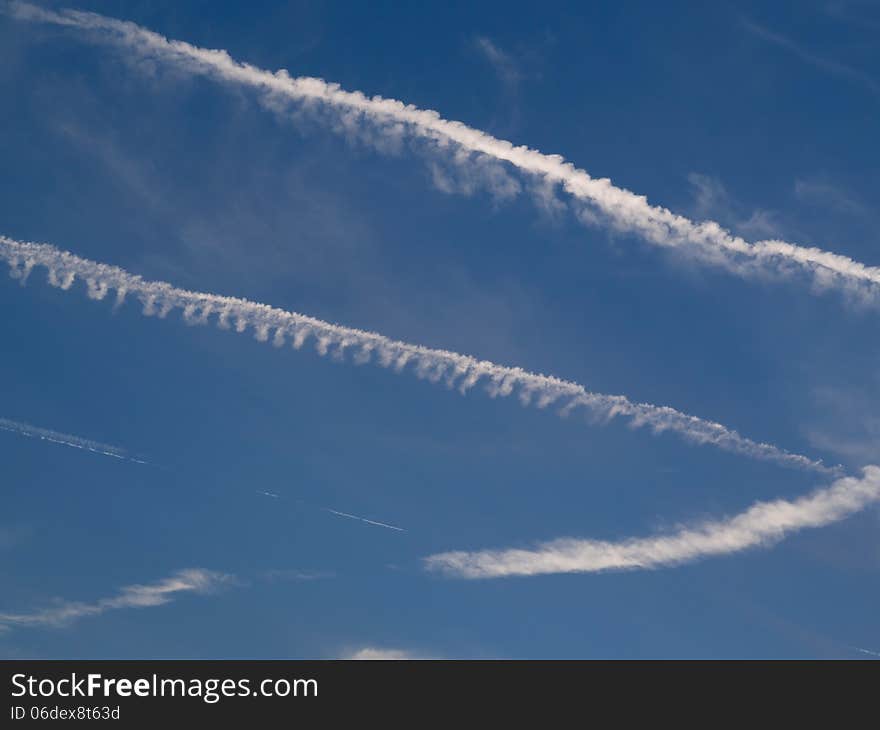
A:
[344,647,423,660]
[254,489,403,531]
[324,508,405,532]
[0,568,231,630]
[0,235,834,473]
[7,2,880,305]
[424,466,880,578]
[850,646,880,658]
[0,416,148,464]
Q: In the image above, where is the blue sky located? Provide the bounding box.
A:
[0,0,878,658]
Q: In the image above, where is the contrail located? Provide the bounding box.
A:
[0,568,231,630]
[851,646,880,658]
[424,466,880,578]
[0,416,148,464]
[0,235,835,474]
[8,2,880,306]
[324,508,406,532]
[255,489,404,532]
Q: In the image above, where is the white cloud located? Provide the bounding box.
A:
[851,645,880,658]
[0,234,835,474]
[425,466,880,578]
[344,647,422,660]
[9,2,880,306]
[0,569,233,630]
[473,36,522,88]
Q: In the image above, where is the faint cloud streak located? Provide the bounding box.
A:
[473,36,523,89]
[344,647,424,660]
[0,569,233,630]
[742,17,880,96]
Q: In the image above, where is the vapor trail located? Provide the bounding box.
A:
[324,508,406,532]
[0,416,148,464]
[0,234,833,473]
[424,466,880,578]
[0,568,231,629]
[8,2,880,305]
[255,488,404,532]
[850,646,880,658]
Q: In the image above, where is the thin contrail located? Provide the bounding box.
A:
[850,645,880,658]
[0,234,835,474]
[8,2,880,306]
[324,508,406,532]
[0,568,231,630]
[424,466,880,578]
[0,416,148,465]
[255,489,405,532]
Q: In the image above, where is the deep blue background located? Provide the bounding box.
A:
[0,0,878,658]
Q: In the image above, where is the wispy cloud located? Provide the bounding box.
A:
[850,645,880,658]
[473,36,523,89]
[425,466,880,578]
[742,16,880,96]
[804,384,880,466]
[0,234,835,474]
[0,416,148,465]
[0,569,232,630]
[261,569,334,582]
[9,3,880,306]
[794,178,872,219]
[688,172,784,239]
[344,647,423,660]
